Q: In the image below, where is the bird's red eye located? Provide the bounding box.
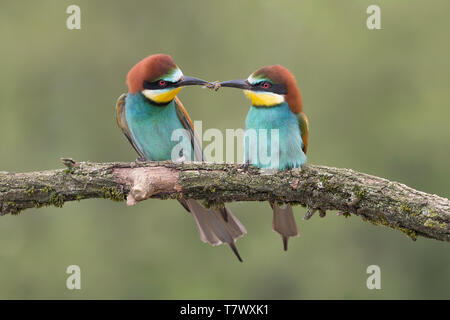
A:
[262,82,270,89]
[158,80,166,86]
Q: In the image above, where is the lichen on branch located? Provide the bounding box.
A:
[0,159,449,242]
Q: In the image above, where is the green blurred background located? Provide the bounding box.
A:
[0,0,449,299]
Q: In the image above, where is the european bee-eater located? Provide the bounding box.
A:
[218,65,309,251]
[116,54,246,261]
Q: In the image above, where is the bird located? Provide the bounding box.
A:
[218,65,309,251]
[115,54,246,261]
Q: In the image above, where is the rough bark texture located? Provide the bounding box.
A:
[0,159,449,242]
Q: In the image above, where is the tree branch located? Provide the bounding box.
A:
[1,159,449,242]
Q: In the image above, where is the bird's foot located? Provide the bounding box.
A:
[135,157,146,163]
[241,160,250,172]
[173,155,186,164]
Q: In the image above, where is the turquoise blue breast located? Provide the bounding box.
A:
[244,102,306,170]
[124,93,193,161]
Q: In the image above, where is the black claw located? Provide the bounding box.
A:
[282,236,289,251]
[229,242,243,262]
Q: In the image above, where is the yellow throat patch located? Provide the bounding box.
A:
[142,87,182,104]
[244,90,285,107]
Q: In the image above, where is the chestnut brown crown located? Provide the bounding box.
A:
[126,54,179,94]
[251,64,303,113]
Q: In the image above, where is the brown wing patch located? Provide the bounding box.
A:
[174,96,204,161]
[297,112,309,154]
[174,97,194,129]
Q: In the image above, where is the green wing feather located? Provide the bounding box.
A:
[297,112,309,154]
[115,93,145,159]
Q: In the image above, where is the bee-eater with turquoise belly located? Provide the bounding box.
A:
[116,54,246,261]
[219,65,309,251]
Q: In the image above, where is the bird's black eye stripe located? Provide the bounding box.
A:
[143,80,177,90]
[252,81,287,95]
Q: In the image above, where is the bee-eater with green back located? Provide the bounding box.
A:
[116,54,246,261]
[218,65,309,251]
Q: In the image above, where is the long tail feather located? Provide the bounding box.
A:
[271,203,299,251]
[185,199,247,261]
[229,242,243,262]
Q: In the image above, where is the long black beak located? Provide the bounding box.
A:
[177,76,210,87]
[218,79,252,90]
